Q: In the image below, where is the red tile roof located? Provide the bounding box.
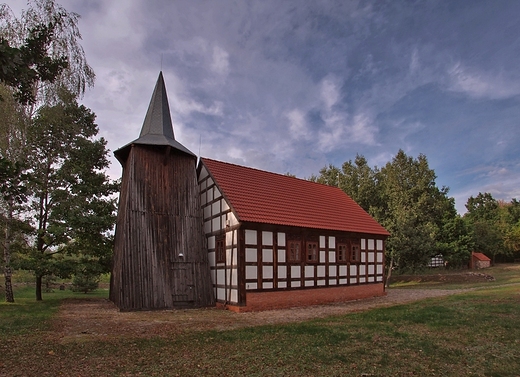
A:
[200,158,390,236]
[472,252,491,261]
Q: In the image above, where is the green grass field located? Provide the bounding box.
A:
[1,266,519,376]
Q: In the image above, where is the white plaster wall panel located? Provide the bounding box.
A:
[246,283,257,290]
[263,282,273,289]
[368,265,375,275]
[207,185,214,202]
[204,221,211,234]
[208,236,215,249]
[377,252,383,263]
[359,265,366,275]
[278,266,287,279]
[213,186,221,199]
[228,212,238,227]
[320,236,325,248]
[305,280,314,287]
[377,276,383,282]
[216,288,225,301]
[278,232,286,247]
[199,167,209,180]
[329,266,336,277]
[228,268,238,286]
[226,231,237,245]
[361,252,366,263]
[216,269,225,283]
[339,265,347,276]
[207,177,213,186]
[210,269,216,284]
[329,279,337,285]
[262,231,273,246]
[361,238,366,249]
[320,250,326,263]
[368,239,375,250]
[329,251,336,263]
[350,265,357,276]
[291,266,301,278]
[377,240,383,250]
[317,280,326,286]
[305,266,314,278]
[278,250,286,263]
[208,251,215,266]
[229,289,238,304]
[377,265,383,274]
[222,200,229,212]
[329,236,336,248]
[263,266,273,279]
[368,252,375,263]
[359,277,366,283]
[262,249,273,263]
[245,248,257,262]
[203,205,211,220]
[226,249,237,266]
[212,217,220,232]
[245,229,257,245]
[292,281,301,287]
[221,215,227,229]
[246,266,257,279]
[350,277,357,284]
[368,276,375,283]
[339,278,347,284]
[200,191,207,205]
[212,200,220,217]
[317,265,325,277]
[278,281,287,288]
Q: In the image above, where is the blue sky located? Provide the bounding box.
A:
[10,0,520,213]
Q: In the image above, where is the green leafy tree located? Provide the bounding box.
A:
[20,90,118,301]
[463,193,507,264]
[1,0,95,302]
[0,18,68,105]
[375,150,453,272]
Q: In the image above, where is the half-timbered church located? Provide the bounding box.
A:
[110,73,390,312]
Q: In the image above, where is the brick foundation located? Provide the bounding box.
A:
[222,283,386,312]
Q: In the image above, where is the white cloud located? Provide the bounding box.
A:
[285,109,310,140]
[320,76,340,110]
[448,63,520,99]
[211,45,230,76]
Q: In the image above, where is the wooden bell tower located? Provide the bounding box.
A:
[110,72,214,311]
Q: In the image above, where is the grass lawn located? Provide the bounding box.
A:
[1,266,519,376]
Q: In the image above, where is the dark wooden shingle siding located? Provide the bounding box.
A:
[110,145,214,310]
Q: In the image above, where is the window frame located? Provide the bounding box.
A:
[216,235,226,264]
[287,240,301,263]
[350,242,361,263]
[337,243,348,263]
[306,241,319,263]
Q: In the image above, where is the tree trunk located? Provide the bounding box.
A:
[36,275,43,301]
[3,197,15,303]
[385,255,394,288]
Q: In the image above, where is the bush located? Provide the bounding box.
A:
[71,273,100,293]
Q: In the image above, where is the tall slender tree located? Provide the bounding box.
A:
[21,90,117,301]
[1,0,95,301]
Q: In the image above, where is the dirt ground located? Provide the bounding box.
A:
[52,271,501,343]
[53,287,474,344]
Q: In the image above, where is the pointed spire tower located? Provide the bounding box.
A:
[110,72,214,311]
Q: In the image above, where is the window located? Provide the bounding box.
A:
[216,236,226,264]
[337,243,348,262]
[287,240,301,263]
[350,243,361,263]
[306,242,318,263]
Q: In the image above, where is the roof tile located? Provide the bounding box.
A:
[201,158,390,236]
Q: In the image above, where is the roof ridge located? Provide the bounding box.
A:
[200,157,345,190]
